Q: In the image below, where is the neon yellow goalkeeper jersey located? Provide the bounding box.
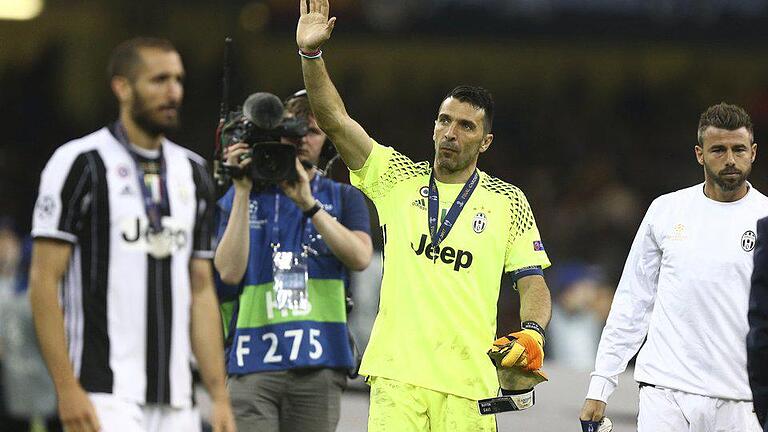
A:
[351,142,551,401]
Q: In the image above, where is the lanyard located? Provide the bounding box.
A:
[114,121,168,233]
[428,169,479,252]
[270,193,281,250]
[269,174,321,252]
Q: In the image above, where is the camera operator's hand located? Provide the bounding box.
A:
[297,0,336,52]
[280,158,315,211]
[224,143,252,192]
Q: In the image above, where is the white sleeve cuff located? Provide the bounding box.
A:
[192,250,215,260]
[586,374,618,402]
[31,229,77,244]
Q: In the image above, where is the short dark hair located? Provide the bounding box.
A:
[443,85,494,133]
[284,90,313,120]
[697,102,754,145]
[107,37,177,81]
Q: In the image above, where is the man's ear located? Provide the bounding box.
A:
[479,133,494,153]
[111,76,132,104]
[694,145,704,166]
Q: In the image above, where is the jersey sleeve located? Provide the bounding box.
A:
[339,185,371,234]
[503,188,551,277]
[32,148,93,244]
[586,199,662,402]
[190,159,216,259]
[349,140,429,206]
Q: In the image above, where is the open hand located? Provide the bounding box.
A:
[297,0,337,52]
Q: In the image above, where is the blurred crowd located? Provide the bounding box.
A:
[0,219,60,431]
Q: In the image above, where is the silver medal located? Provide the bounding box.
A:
[146,230,173,259]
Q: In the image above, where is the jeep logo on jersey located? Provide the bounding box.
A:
[411,234,473,271]
[472,212,487,233]
[120,217,189,252]
[742,230,756,252]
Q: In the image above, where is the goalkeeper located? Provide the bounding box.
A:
[295,1,552,430]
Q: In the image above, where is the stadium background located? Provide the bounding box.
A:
[2,1,768,430]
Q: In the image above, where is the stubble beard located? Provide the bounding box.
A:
[131,92,179,138]
[705,162,750,192]
[435,140,475,175]
[436,154,459,173]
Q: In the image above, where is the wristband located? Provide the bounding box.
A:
[478,389,535,415]
[299,49,322,59]
[303,201,322,218]
[581,417,614,432]
[521,321,546,341]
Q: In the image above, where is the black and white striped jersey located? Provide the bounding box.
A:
[32,126,215,408]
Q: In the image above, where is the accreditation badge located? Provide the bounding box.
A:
[272,250,309,312]
[146,229,173,259]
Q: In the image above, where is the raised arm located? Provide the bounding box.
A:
[296,0,373,170]
[214,143,252,285]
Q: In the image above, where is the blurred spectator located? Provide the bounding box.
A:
[0,219,61,432]
[549,159,644,280]
[547,263,613,370]
[0,218,22,299]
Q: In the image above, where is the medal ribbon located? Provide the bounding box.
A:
[114,121,168,233]
[428,169,479,252]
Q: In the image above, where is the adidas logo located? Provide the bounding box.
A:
[411,198,427,211]
[120,185,134,196]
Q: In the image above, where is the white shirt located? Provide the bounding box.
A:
[32,127,215,408]
[587,183,768,402]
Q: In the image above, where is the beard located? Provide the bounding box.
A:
[130,91,180,137]
[704,162,751,192]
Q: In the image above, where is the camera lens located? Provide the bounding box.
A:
[251,143,297,181]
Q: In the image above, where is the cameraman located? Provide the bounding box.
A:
[214,91,373,432]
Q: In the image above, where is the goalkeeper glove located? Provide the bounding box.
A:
[490,327,544,371]
[481,324,547,415]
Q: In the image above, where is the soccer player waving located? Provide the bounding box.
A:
[297,1,553,430]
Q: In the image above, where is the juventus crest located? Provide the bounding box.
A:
[742,230,756,252]
[472,212,487,234]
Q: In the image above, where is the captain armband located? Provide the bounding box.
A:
[511,266,543,282]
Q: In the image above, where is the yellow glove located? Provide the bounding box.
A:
[489,328,544,371]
